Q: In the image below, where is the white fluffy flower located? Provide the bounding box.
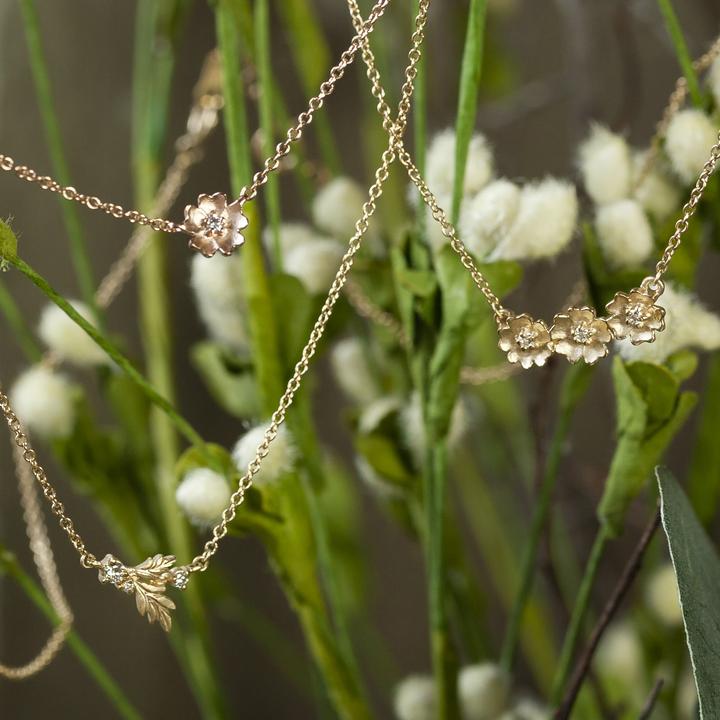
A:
[37,301,107,367]
[284,237,345,295]
[632,151,681,221]
[616,283,720,364]
[595,621,644,685]
[460,179,521,258]
[426,129,494,199]
[190,253,248,351]
[595,199,654,270]
[393,675,436,720]
[263,222,322,256]
[232,422,296,484]
[10,365,78,440]
[401,392,470,464]
[458,663,510,720]
[358,395,402,434]
[312,177,368,241]
[499,699,550,720]
[646,563,682,626]
[491,178,578,261]
[665,109,718,184]
[176,468,231,528]
[578,124,633,205]
[710,54,720,109]
[330,338,382,407]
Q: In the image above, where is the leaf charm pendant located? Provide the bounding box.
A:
[98,554,189,632]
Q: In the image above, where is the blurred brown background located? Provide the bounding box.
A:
[1,0,719,717]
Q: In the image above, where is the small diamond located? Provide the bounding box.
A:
[515,327,537,350]
[99,555,127,585]
[170,568,190,590]
[625,303,647,327]
[203,213,227,235]
[571,323,595,344]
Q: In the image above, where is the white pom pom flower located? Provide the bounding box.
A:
[176,468,231,528]
[665,109,718,184]
[646,563,682,626]
[632,151,681,221]
[595,621,644,686]
[460,179,521,258]
[595,199,654,270]
[284,238,345,295]
[190,253,248,351]
[393,675,436,720]
[331,338,382,407]
[232,422,297,485]
[401,392,470,465]
[263,222,323,256]
[616,283,720,364]
[37,301,107,367]
[458,663,510,720]
[426,129,494,199]
[312,177,369,241]
[491,178,578,261]
[10,365,78,440]
[578,124,633,205]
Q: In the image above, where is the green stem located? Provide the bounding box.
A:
[0,275,42,361]
[500,363,595,675]
[217,2,284,413]
[0,547,141,720]
[18,0,96,311]
[657,0,703,107]
[256,0,283,270]
[551,525,612,704]
[7,254,205,449]
[424,440,460,720]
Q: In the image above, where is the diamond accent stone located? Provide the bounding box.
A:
[515,327,537,350]
[203,213,227,235]
[571,323,595,344]
[624,303,647,327]
[99,555,127,585]
[170,568,190,590]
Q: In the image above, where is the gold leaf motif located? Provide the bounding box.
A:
[98,553,183,632]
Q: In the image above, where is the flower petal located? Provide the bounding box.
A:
[583,343,608,364]
[184,205,206,231]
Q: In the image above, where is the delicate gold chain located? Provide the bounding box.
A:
[0,389,99,570]
[0,443,73,680]
[187,0,431,574]
[0,0,391,239]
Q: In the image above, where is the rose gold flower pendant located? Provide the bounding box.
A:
[184,193,248,257]
[497,290,666,368]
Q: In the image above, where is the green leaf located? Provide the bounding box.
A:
[0,220,18,261]
[396,267,438,298]
[355,433,414,487]
[665,349,699,384]
[451,0,488,223]
[269,273,314,367]
[657,466,720,716]
[599,358,697,535]
[175,443,236,480]
[191,341,261,418]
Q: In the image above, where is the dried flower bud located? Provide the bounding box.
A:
[263,222,324,256]
[665,109,718,184]
[10,365,78,440]
[312,177,370,241]
[632,151,681,221]
[595,621,644,686]
[284,237,345,295]
[646,563,682,626]
[176,468,231,528]
[232,422,296,485]
[458,663,511,720]
[330,338,382,407]
[595,199,654,270]
[426,129,494,199]
[578,124,632,205]
[38,300,107,367]
[393,675,436,720]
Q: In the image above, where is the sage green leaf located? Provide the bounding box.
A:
[355,433,414,487]
[269,273,315,365]
[665,349,699,384]
[396,267,438,298]
[175,443,236,480]
[0,219,18,261]
[191,341,261,418]
[599,358,697,535]
[657,466,720,717]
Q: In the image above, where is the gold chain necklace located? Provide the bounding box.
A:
[0,0,390,258]
[0,0,429,632]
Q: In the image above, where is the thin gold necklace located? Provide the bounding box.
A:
[0,0,428,632]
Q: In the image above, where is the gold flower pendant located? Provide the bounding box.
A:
[184,193,248,258]
[497,289,665,368]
